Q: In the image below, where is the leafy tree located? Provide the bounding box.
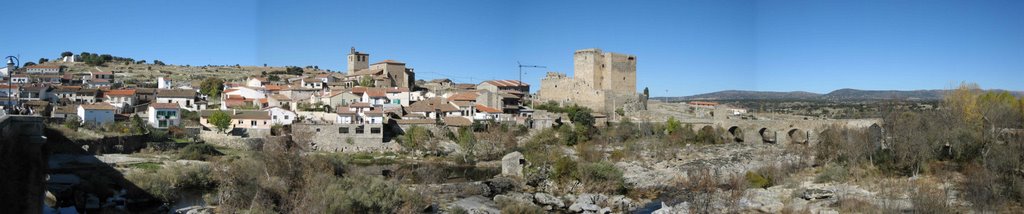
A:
[100,54,113,62]
[199,77,225,98]
[286,66,304,75]
[666,116,681,134]
[359,76,375,87]
[643,87,649,97]
[457,128,476,163]
[208,110,232,133]
[267,75,280,82]
[130,114,147,134]
[61,51,73,57]
[64,115,82,130]
[38,58,48,64]
[23,62,35,67]
[153,60,166,66]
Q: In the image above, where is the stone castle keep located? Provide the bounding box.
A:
[538,48,642,113]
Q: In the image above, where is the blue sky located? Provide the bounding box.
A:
[1,0,1021,96]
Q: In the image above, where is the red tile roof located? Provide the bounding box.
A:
[366,88,387,98]
[447,92,478,101]
[475,104,502,113]
[482,80,529,87]
[104,89,136,96]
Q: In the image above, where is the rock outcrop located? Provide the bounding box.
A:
[501,152,526,178]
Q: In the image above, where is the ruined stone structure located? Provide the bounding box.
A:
[689,118,885,147]
[0,115,47,214]
[538,48,640,113]
[291,123,401,152]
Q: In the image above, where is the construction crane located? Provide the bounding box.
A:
[517,61,546,93]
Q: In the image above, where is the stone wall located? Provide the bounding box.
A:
[200,130,265,150]
[292,123,400,153]
[0,116,46,214]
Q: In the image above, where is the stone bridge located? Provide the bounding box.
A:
[686,118,884,145]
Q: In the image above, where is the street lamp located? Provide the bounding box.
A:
[5,56,18,113]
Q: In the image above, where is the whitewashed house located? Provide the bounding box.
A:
[148,103,181,128]
[77,103,115,125]
[263,106,297,125]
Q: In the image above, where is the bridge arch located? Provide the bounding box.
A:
[759,127,776,144]
[727,126,744,143]
[787,128,808,144]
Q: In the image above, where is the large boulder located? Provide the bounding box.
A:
[501,152,527,178]
[569,193,608,213]
[534,192,565,208]
[800,189,835,200]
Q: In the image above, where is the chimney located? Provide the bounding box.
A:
[233,109,237,115]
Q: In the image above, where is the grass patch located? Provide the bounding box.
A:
[126,162,162,172]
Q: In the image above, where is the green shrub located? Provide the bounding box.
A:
[178,143,223,160]
[815,164,848,183]
[745,171,770,189]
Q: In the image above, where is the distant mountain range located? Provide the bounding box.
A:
[656,88,1024,101]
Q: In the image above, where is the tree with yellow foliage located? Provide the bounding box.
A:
[944,82,983,129]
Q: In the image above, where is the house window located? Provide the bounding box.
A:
[284,115,289,120]
[238,120,243,124]
[251,121,256,126]
[355,126,365,134]
[273,115,278,119]
[370,127,381,134]
[159,120,167,128]
[339,127,349,133]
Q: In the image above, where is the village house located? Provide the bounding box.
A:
[18,85,51,102]
[199,109,273,131]
[0,85,17,106]
[384,87,415,107]
[77,103,116,125]
[135,88,157,104]
[25,65,62,74]
[157,77,173,89]
[263,106,297,125]
[30,74,62,84]
[300,78,324,89]
[86,79,111,88]
[50,105,76,119]
[103,89,137,113]
[156,89,205,111]
[473,104,503,121]
[147,103,180,128]
[246,77,269,88]
[477,80,529,95]
[11,74,30,84]
[90,70,113,81]
[405,97,461,120]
